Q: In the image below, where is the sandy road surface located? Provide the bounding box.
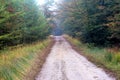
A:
[36,36,115,80]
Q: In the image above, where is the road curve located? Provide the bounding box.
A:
[36,36,115,80]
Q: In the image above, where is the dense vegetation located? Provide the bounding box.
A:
[0,39,51,80]
[0,0,50,49]
[58,0,120,47]
[0,0,53,80]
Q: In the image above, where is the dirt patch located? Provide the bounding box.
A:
[23,38,55,80]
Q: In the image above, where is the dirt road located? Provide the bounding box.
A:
[36,36,115,80]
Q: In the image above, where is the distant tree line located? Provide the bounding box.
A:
[57,0,120,47]
[0,0,50,49]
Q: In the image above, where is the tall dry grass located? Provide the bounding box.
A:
[0,39,50,80]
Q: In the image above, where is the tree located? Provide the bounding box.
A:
[56,0,120,46]
[0,0,50,49]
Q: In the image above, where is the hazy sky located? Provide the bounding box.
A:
[36,0,60,5]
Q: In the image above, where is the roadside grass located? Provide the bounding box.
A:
[0,39,51,80]
[65,35,120,80]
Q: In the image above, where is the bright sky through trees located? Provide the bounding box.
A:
[36,0,60,5]
[36,0,45,5]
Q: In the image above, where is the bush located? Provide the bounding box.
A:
[113,54,120,64]
[105,52,113,62]
[82,25,110,46]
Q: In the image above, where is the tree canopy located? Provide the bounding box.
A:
[57,0,120,46]
[0,0,50,49]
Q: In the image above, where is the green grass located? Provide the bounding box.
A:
[65,35,120,80]
[0,39,51,80]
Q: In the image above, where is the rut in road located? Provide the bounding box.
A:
[36,36,115,80]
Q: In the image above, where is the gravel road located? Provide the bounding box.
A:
[36,36,115,80]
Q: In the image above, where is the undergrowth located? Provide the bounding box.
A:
[0,39,51,80]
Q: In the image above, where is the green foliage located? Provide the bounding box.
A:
[58,0,120,46]
[105,52,113,62]
[82,25,110,46]
[0,0,50,49]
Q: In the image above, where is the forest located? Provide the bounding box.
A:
[0,0,51,79]
[1,0,120,49]
[0,0,120,80]
[58,0,120,47]
[0,0,50,49]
